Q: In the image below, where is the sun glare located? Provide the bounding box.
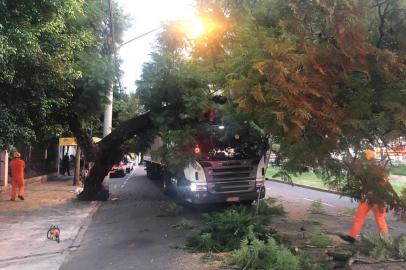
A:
[183,17,205,39]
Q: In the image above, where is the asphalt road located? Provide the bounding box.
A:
[265,180,406,232]
[60,166,406,270]
[60,166,203,270]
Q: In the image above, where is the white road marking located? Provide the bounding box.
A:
[303,197,336,208]
[120,169,135,188]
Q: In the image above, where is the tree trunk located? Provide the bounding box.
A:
[75,112,153,201]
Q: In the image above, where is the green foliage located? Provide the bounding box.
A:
[159,202,182,217]
[389,165,406,176]
[0,0,128,149]
[133,0,406,212]
[255,198,286,216]
[227,235,323,270]
[185,0,406,212]
[306,228,332,248]
[271,169,293,184]
[357,234,406,261]
[185,206,270,252]
[172,219,194,230]
[308,200,325,215]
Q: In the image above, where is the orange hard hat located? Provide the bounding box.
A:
[364,149,375,160]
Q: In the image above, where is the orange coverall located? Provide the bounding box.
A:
[348,201,388,238]
[10,158,25,200]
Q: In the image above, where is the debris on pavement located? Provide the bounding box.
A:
[47,225,61,243]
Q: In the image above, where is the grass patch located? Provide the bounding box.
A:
[159,202,182,217]
[267,167,327,190]
[388,165,406,176]
[172,219,194,230]
[267,167,406,195]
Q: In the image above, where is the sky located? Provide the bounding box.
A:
[116,0,196,93]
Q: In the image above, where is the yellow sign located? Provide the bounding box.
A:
[59,137,102,146]
[59,137,77,146]
[92,137,102,143]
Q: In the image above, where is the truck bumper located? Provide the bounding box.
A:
[180,187,265,204]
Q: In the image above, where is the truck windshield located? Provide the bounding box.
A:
[195,124,267,160]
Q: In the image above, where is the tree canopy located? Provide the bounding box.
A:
[135,0,406,209]
[0,0,127,150]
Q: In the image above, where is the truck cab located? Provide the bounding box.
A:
[144,123,268,205]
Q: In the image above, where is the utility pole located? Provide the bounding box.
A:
[103,0,116,137]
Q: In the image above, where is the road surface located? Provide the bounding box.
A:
[60,166,204,270]
[60,166,406,270]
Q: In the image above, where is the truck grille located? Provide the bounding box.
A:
[199,160,257,194]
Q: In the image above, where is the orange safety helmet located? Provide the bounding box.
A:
[364,149,375,160]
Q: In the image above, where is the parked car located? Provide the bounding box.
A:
[109,161,127,178]
[123,155,134,173]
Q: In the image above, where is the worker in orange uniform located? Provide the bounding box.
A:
[10,152,25,201]
[339,149,389,244]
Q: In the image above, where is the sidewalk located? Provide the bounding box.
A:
[0,176,100,270]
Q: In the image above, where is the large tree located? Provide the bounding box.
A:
[0,0,130,198]
[183,0,406,210]
[106,0,406,210]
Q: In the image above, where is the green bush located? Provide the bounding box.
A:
[172,219,194,229]
[186,206,270,252]
[306,227,332,248]
[255,198,286,216]
[227,235,323,270]
[159,202,182,216]
[308,199,325,214]
[358,234,406,261]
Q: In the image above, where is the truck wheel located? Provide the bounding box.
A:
[146,163,152,179]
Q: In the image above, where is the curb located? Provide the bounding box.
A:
[70,201,102,248]
[266,177,342,195]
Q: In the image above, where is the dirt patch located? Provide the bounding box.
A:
[350,262,406,269]
[0,180,77,212]
[173,252,230,270]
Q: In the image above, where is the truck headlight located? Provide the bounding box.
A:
[190,183,207,192]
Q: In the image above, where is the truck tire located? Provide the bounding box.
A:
[151,163,158,180]
[146,162,151,179]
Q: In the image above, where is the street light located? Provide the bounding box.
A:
[103,7,208,137]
